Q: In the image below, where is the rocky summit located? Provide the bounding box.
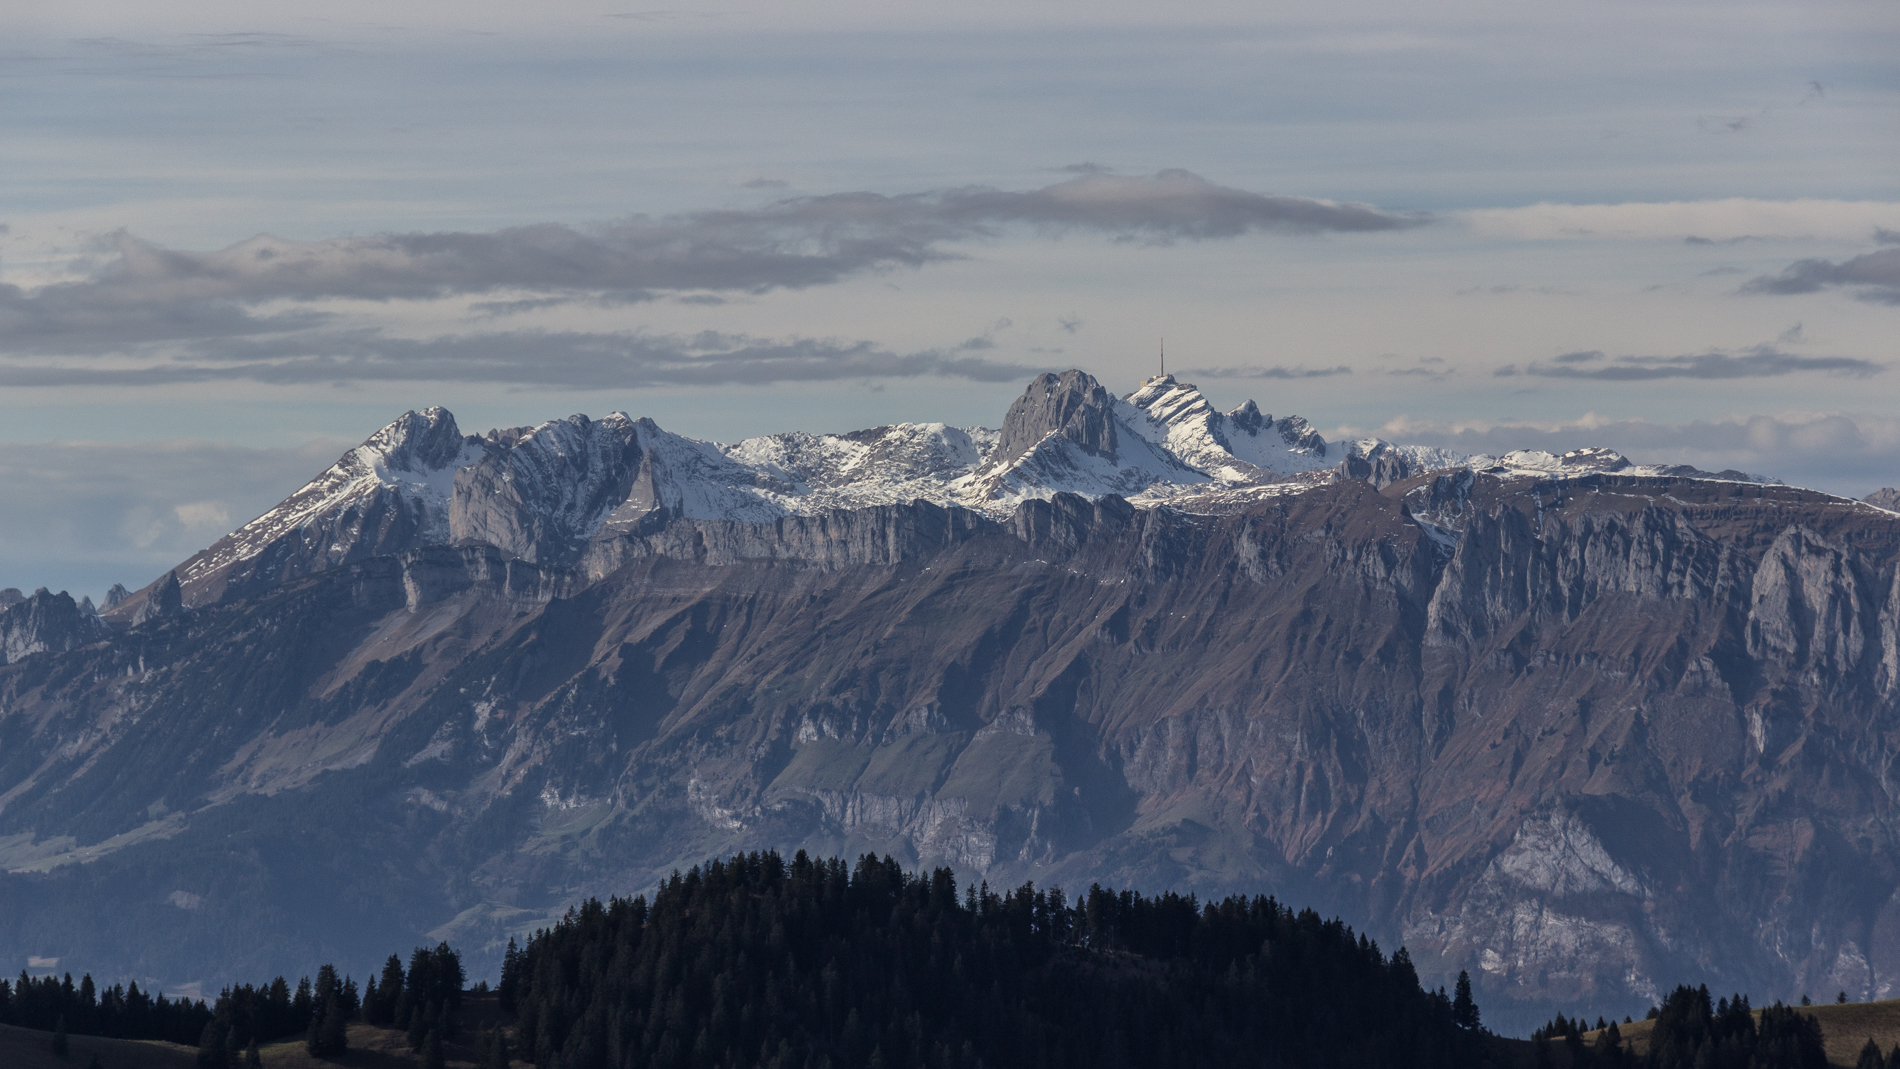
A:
[0,369,1893,1028]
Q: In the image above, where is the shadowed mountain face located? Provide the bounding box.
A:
[0,373,1894,1032]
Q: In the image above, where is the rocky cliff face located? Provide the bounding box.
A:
[0,373,1886,1030]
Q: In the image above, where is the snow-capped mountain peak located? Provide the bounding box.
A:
[1123,374,1332,481]
[111,367,1783,616]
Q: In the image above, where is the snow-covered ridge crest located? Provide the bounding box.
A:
[179,406,483,584]
[124,369,1777,614]
[1466,446,1778,484]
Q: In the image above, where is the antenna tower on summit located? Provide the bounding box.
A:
[1160,338,1165,379]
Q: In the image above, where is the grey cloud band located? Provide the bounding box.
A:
[0,171,1417,386]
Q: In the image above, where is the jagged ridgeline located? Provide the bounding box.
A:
[497,851,1493,1069]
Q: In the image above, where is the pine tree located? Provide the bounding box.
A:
[243,1040,262,1069]
[1861,1038,1886,1069]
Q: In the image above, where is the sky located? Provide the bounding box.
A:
[2,0,1897,599]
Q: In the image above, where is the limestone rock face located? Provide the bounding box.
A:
[992,369,1122,465]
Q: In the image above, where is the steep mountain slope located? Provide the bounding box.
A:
[0,370,1879,1034]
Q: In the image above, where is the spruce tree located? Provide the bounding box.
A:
[408,999,433,1049]
[198,1020,229,1069]
[314,964,339,1007]
[1861,1038,1886,1069]
[498,937,522,1013]
[292,976,313,1032]
[321,995,348,1055]
[52,1013,68,1057]
[1451,971,1480,1030]
[243,1040,262,1069]
[421,1028,445,1069]
[373,953,405,1026]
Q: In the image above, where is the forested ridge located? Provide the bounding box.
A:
[497,850,1493,1069]
[1533,985,1833,1068]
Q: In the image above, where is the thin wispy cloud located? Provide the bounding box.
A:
[1458,199,1900,243]
[0,329,1044,389]
[1178,364,1353,380]
[1500,345,1883,381]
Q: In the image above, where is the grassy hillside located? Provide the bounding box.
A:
[1,996,521,1069]
[0,1022,198,1069]
[249,1020,499,1068]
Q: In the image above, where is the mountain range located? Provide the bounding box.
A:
[0,368,1894,1031]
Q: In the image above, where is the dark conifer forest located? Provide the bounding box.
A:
[4,851,1868,1069]
[498,850,1492,1069]
[0,967,210,1044]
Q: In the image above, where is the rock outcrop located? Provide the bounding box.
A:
[0,588,109,665]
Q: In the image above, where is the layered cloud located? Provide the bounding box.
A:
[2,172,1409,344]
[1741,246,1900,306]
[0,170,1417,387]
